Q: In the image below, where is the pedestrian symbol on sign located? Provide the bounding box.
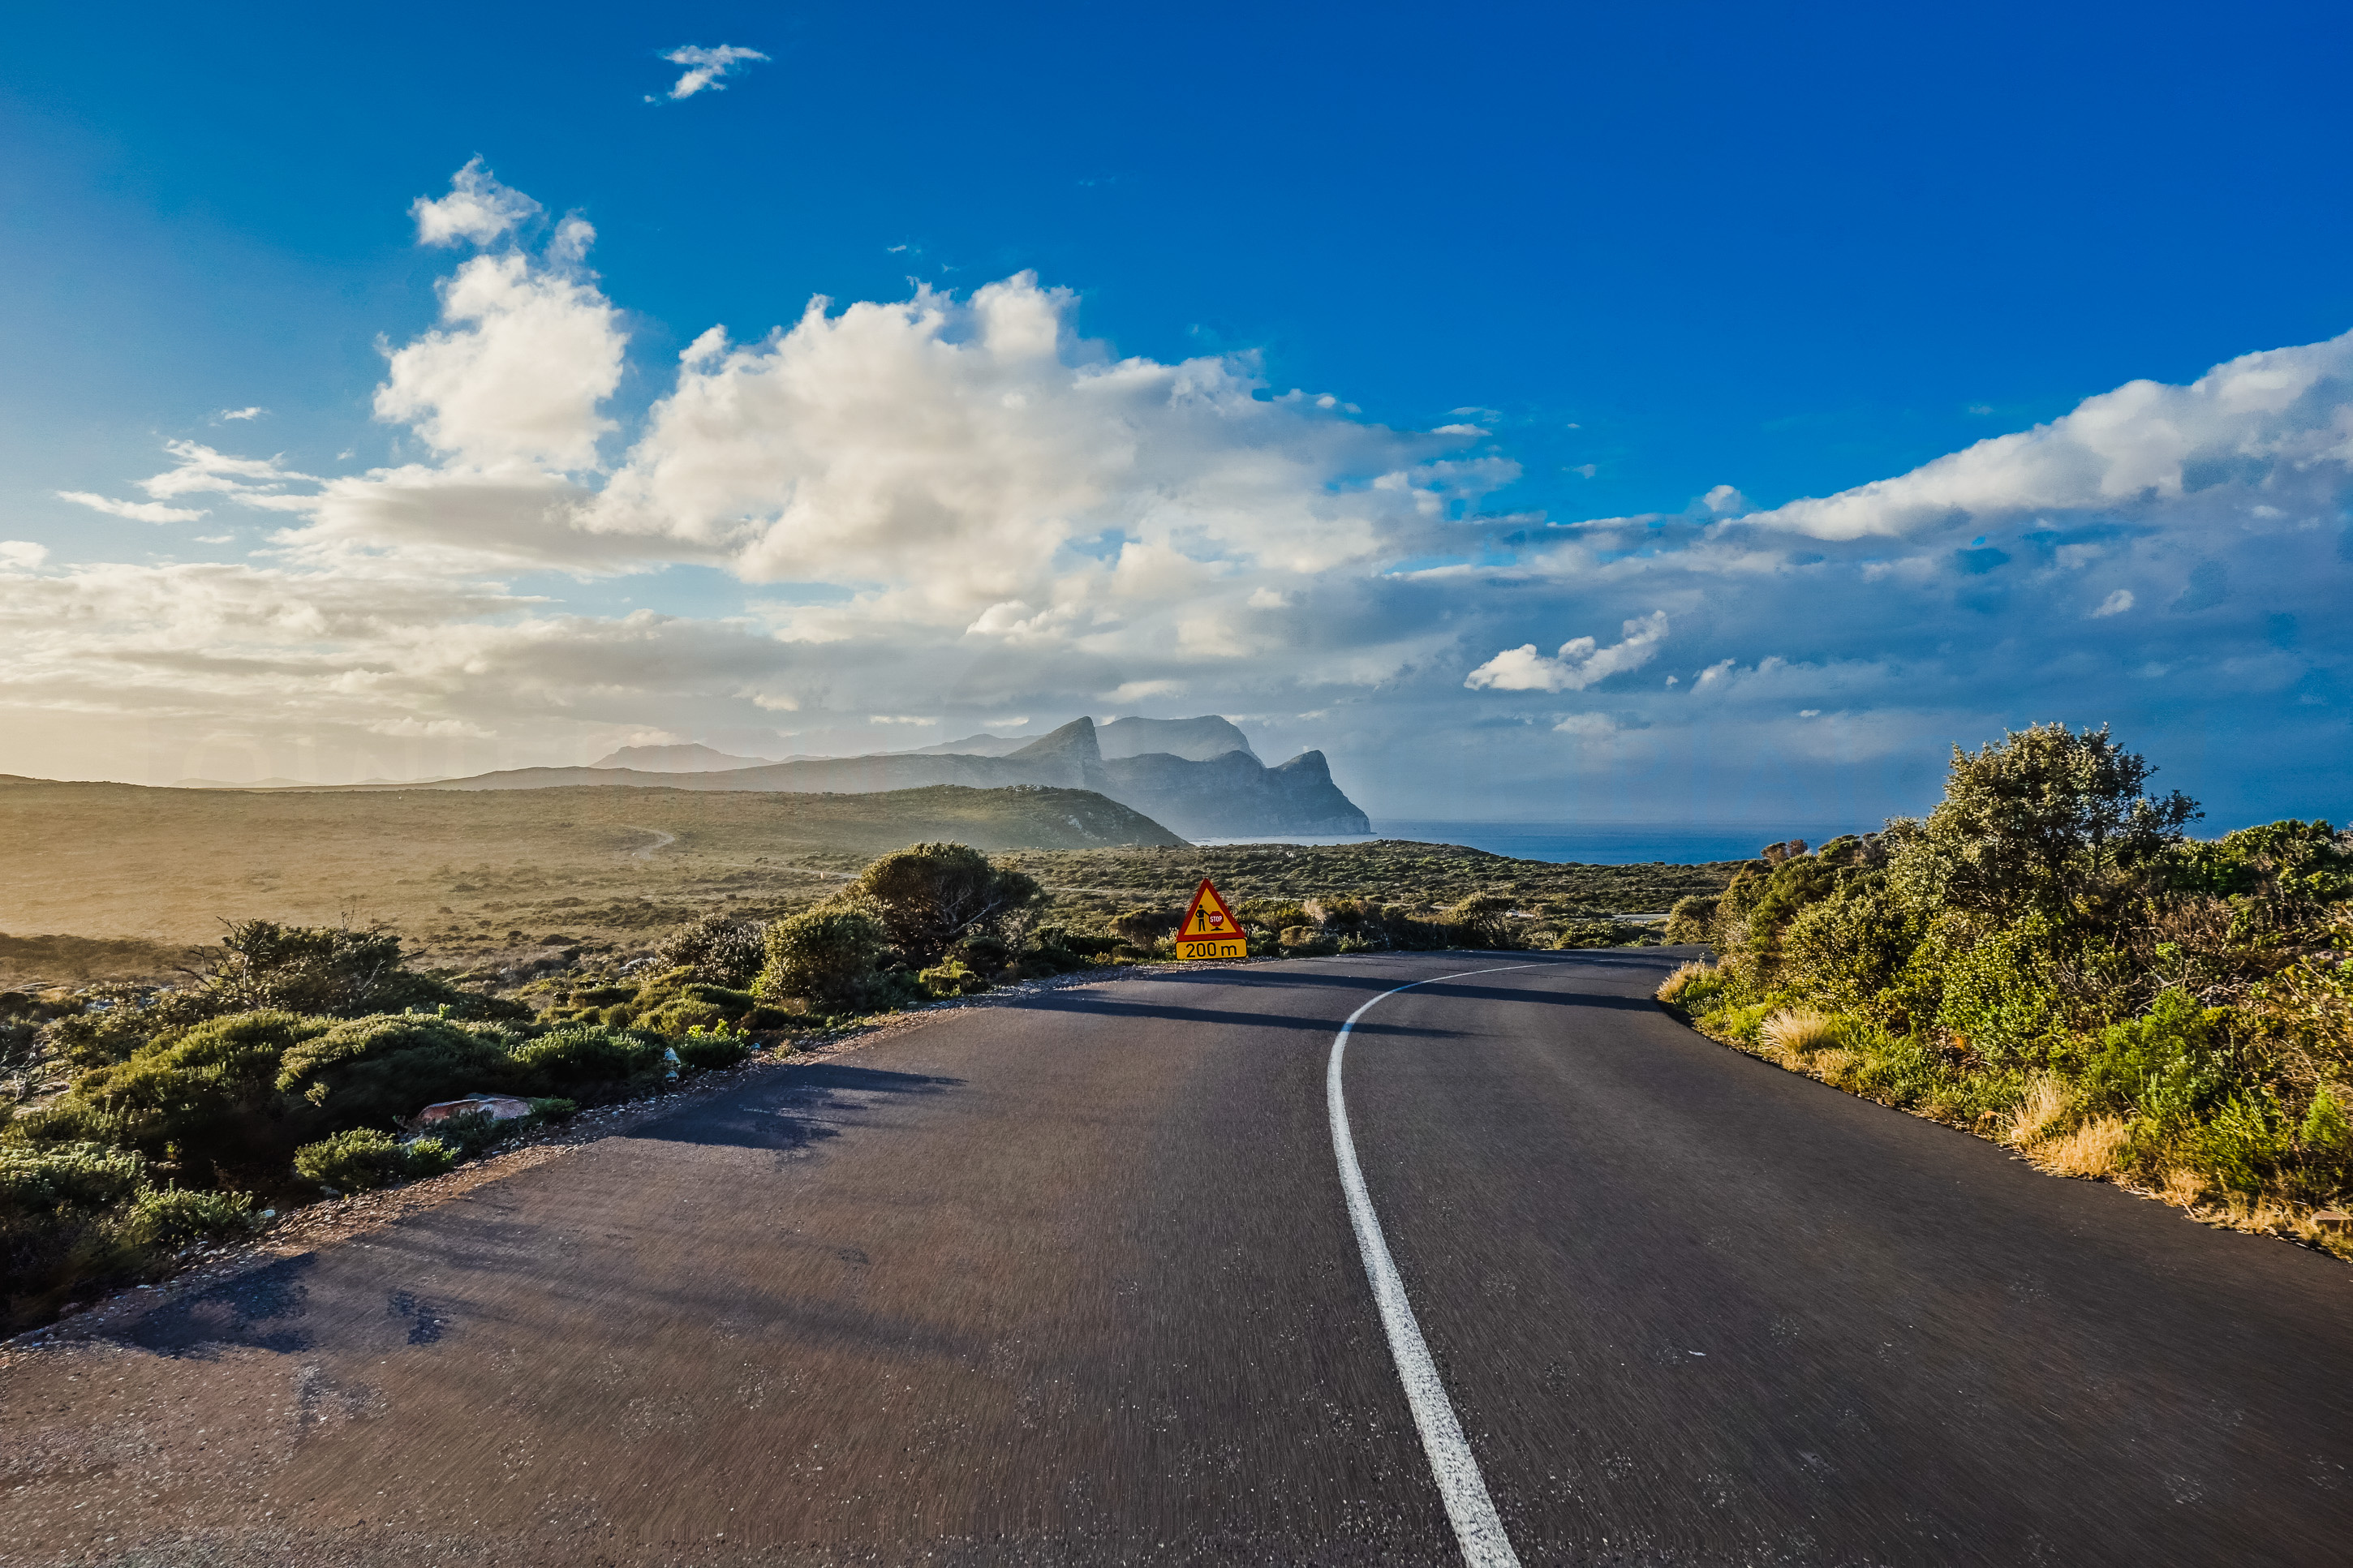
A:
[1173,877,1245,960]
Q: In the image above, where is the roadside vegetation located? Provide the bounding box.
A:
[1000,840,1738,929]
[1656,724,2353,1257]
[2,834,1687,1328]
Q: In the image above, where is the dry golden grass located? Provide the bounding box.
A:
[2027,1115,2131,1178]
[2159,1166,2207,1208]
[0,777,1171,986]
[1655,960,1712,1003]
[2003,1076,2071,1148]
[1808,1047,1861,1088]
[1759,1007,1835,1061]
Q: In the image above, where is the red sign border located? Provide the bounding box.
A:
[1176,875,1241,943]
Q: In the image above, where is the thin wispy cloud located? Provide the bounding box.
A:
[656,45,768,101]
[54,491,207,523]
[217,406,265,422]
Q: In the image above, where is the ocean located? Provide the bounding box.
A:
[1190,821,1872,865]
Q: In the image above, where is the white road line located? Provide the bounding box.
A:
[1327,961,1542,1568]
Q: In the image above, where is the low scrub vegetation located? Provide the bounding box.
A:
[2,828,1693,1329]
[0,921,755,1328]
[1004,840,1736,932]
[1657,723,2353,1255]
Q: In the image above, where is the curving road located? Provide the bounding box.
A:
[6,951,2352,1565]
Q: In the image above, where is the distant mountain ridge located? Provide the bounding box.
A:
[907,715,1258,763]
[590,742,780,772]
[360,715,1369,838]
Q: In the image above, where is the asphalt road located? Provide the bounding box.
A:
[6,950,2352,1566]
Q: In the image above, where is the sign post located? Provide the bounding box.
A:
[1172,876,1247,960]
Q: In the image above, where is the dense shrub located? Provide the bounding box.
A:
[539,971,797,1034]
[2,1139,148,1214]
[1,1141,148,1326]
[118,1184,260,1248]
[652,913,768,988]
[1663,895,1719,944]
[1927,916,2073,1065]
[850,843,1043,968]
[1656,722,2353,1244]
[41,992,166,1070]
[276,1015,523,1130]
[51,1011,331,1176]
[509,1025,670,1097]
[1779,883,1921,1011]
[1111,906,1181,945]
[293,1128,455,1192]
[757,904,893,1011]
[1446,894,1521,950]
[2074,990,2235,1131]
[673,1029,754,1072]
[918,960,992,999]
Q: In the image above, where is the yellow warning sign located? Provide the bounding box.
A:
[1172,876,1246,960]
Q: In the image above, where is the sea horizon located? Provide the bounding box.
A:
[1188,820,1873,865]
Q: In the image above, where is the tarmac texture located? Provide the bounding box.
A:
[4,950,2350,1565]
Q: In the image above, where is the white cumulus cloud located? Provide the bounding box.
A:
[31,164,2353,823]
[411,158,543,248]
[1748,329,2353,541]
[1466,611,1669,692]
[373,251,622,470]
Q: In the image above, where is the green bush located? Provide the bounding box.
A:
[757,904,892,1010]
[1,1141,149,1328]
[292,1128,454,1192]
[1552,919,1658,950]
[1928,916,2071,1065]
[275,1014,522,1130]
[2,1097,141,1151]
[1780,883,1922,1010]
[54,1010,331,1176]
[1446,894,1520,950]
[1663,895,1719,944]
[918,960,992,999]
[2302,1087,2352,1161]
[636,995,730,1034]
[509,1025,669,1097]
[42,995,162,1070]
[2,1139,148,1214]
[2183,1092,2296,1196]
[850,843,1043,969]
[118,1185,260,1248]
[652,912,768,988]
[2075,989,2235,1131]
[949,934,1013,973]
[674,1029,754,1072]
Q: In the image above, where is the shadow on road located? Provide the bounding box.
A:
[1012,988,1469,1038]
[115,1253,320,1360]
[626,1061,965,1152]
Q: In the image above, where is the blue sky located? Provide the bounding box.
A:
[3,0,2349,827]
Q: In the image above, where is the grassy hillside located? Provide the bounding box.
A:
[0,778,1178,984]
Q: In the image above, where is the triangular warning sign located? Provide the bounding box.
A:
[1177,877,1239,939]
